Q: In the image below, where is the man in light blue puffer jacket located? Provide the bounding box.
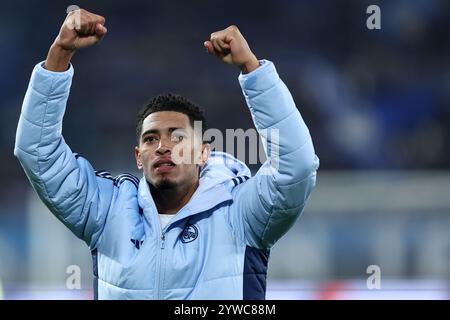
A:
[14,8,319,299]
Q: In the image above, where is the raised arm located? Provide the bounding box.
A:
[14,9,114,249]
[205,26,319,249]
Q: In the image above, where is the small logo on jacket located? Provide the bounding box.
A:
[181,224,198,243]
[131,239,144,249]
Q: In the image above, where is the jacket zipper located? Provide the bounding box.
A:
[161,233,165,249]
[155,230,166,299]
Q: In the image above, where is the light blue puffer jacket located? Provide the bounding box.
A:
[14,59,319,299]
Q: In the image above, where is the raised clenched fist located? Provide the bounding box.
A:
[204,25,260,74]
[44,8,107,72]
[55,8,107,51]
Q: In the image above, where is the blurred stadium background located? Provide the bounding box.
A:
[1,0,449,299]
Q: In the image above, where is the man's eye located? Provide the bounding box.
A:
[143,136,156,143]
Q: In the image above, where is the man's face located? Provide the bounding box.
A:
[135,111,209,190]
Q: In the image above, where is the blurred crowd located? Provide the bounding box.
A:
[1,1,449,177]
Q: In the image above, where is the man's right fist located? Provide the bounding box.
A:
[55,8,107,51]
[44,8,107,72]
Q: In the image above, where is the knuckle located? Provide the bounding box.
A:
[93,14,105,23]
[86,16,95,27]
[80,17,89,27]
[228,25,238,32]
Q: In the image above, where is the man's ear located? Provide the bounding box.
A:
[135,146,143,170]
[199,143,211,166]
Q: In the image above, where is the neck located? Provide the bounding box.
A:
[150,181,199,215]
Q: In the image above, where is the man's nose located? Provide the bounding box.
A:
[156,138,171,155]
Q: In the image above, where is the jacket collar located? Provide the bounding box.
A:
[137,151,250,229]
[137,176,232,229]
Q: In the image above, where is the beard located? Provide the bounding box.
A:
[150,177,178,190]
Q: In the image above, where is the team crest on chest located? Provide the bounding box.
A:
[180,224,198,243]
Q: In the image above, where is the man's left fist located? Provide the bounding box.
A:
[204,25,259,74]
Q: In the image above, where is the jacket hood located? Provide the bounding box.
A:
[199,151,251,187]
[138,151,251,215]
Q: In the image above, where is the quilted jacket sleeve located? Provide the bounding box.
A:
[14,62,115,249]
[229,60,319,249]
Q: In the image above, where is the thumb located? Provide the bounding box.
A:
[95,23,107,36]
[204,41,214,54]
[75,31,105,49]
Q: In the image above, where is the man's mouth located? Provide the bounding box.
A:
[154,162,175,168]
[153,159,177,173]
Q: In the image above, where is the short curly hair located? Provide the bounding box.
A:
[136,93,208,144]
